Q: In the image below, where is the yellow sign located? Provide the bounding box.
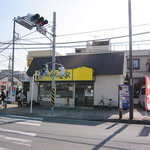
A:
[35,69,73,81]
[34,66,93,81]
[27,58,33,67]
[73,66,93,81]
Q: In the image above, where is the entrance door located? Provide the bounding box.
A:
[75,82,94,107]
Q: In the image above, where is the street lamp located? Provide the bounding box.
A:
[30,73,38,113]
[40,61,65,112]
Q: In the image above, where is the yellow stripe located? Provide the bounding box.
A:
[50,88,55,107]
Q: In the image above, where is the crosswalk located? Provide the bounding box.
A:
[0,115,43,149]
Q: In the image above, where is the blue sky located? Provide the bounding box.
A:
[1,0,150,71]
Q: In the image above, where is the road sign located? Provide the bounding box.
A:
[36,26,46,36]
[15,16,34,30]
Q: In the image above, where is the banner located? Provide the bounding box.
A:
[145,76,150,110]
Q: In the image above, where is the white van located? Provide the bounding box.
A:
[139,86,146,109]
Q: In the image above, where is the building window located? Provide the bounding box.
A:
[127,59,140,70]
[38,82,74,99]
[56,82,74,98]
[39,82,51,98]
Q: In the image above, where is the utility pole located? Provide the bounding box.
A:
[8,55,11,91]
[11,18,16,99]
[128,0,133,119]
[50,12,56,112]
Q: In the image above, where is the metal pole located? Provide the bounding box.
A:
[51,12,56,112]
[30,75,34,113]
[11,18,16,100]
[128,0,133,119]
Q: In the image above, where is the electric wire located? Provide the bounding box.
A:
[57,23,150,37]
[1,30,150,47]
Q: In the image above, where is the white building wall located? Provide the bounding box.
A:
[94,75,124,106]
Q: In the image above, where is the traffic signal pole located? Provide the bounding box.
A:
[14,12,57,113]
[51,12,56,112]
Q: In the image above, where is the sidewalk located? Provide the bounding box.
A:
[0,103,150,124]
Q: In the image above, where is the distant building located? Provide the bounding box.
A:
[27,50,62,67]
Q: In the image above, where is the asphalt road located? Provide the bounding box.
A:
[0,115,150,150]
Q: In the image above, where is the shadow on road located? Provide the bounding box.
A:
[92,124,128,150]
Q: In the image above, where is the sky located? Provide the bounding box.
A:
[1,0,150,71]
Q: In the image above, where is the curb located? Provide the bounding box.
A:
[1,111,150,125]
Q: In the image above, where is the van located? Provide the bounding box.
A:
[139,86,146,109]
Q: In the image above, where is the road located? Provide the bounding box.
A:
[0,115,150,150]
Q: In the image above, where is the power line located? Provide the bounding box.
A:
[57,23,150,37]
[1,30,150,46]
[1,30,150,51]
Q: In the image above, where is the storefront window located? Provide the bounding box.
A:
[39,82,51,98]
[39,82,74,99]
[56,82,74,98]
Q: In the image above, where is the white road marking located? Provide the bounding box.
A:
[0,135,32,147]
[0,116,42,126]
[0,146,13,150]
[6,115,43,121]
[0,128,36,137]
[16,121,41,126]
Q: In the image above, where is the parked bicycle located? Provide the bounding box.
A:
[97,95,113,109]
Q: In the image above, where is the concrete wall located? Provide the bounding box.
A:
[94,75,124,106]
[126,50,150,79]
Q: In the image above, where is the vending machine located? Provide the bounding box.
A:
[118,85,130,109]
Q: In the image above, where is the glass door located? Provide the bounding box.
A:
[75,82,94,107]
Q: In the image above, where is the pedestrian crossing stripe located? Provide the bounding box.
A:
[0,135,32,147]
[0,115,42,126]
[5,115,43,121]
[0,128,36,137]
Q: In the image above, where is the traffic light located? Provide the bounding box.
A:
[29,13,48,26]
[40,64,49,75]
[58,66,65,78]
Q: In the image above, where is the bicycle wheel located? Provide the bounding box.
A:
[97,100,104,109]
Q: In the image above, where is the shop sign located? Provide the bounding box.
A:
[0,81,8,85]
[35,69,73,81]
[34,66,93,81]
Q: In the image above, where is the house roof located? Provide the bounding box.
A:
[27,52,125,77]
